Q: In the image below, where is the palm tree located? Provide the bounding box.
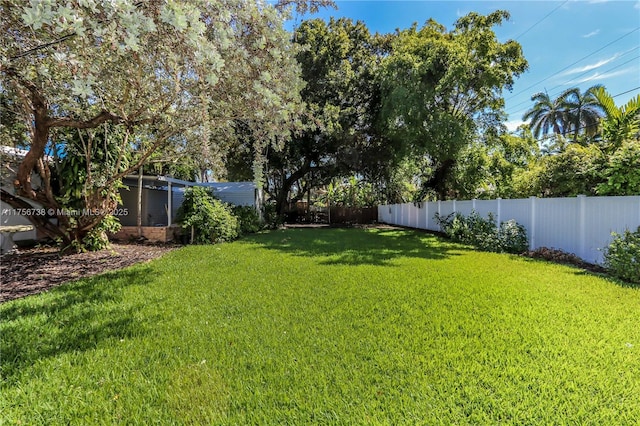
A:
[593,87,640,151]
[560,85,604,142]
[522,91,570,139]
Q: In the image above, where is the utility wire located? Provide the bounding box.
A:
[564,52,639,86]
[506,46,639,114]
[507,52,640,117]
[513,1,569,41]
[612,86,640,98]
[505,26,640,102]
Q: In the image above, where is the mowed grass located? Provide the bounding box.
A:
[1,228,639,424]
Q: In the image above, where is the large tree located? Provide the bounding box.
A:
[380,11,527,199]
[262,17,387,214]
[0,0,324,249]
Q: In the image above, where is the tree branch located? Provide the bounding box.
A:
[47,110,123,129]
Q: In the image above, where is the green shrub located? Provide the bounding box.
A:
[603,227,640,284]
[176,187,239,244]
[435,211,528,254]
[82,214,122,251]
[233,205,262,235]
[498,220,529,254]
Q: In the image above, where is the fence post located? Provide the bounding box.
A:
[496,198,502,226]
[578,195,586,260]
[529,196,536,250]
[472,198,476,212]
[453,199,457,214]
[425,201,429,230]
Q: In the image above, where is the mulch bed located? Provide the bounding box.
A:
[1,243,178,303]
[523,246,607,274]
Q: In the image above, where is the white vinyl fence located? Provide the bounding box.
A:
[378,195,640,265]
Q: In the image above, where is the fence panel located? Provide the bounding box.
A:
[378,195,640,265]
[500,199,531,228]
[378,204,392,224]
[583,196,640,264]
[330,207,377,224]
[438,201,455,221]
[455,200,474,218]
[473,200,498,220]
[406,203,417,228]
[534,197,581,257]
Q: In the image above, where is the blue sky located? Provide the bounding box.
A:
[287,0,640,131]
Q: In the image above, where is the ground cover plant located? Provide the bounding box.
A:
[1,228,639,424]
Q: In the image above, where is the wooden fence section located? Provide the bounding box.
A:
[330,207,378,224]
[378,195,640,264]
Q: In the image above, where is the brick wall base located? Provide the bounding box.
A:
[111,225,181,243]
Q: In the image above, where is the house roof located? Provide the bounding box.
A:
[123,175,257,192]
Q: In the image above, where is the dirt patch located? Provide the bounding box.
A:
[0,243,178,303]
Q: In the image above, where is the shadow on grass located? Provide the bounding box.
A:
[517,256,640,289]
[246,227,464,266]
[0,266,158,384]
[571,269,640,289]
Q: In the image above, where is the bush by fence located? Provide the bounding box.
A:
[378,195,640,264]
[603,226,640,284]
[434,211,528,254]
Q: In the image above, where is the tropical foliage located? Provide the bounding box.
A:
[522,85,604,142]
[593,87,640,151]
[1,1,637,251]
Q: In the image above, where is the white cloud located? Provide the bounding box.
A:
[561,53,620,75]
[505,120,525,132]
[573,67,636,84]
[582,29,600,38]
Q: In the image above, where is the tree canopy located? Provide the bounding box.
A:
[258,17,387,213]
[0,0,321,249]
[379,10,528,199]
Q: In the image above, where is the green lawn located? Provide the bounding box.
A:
[1,228,639,424]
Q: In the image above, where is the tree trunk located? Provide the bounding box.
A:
[423,159,455,200]
[274,160,312,215]
[0,189,63,241]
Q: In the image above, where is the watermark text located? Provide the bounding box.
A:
[1,208,129,217]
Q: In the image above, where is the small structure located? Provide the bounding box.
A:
[112,175,262,242]
[0,225,34,254]
[1,146,47,246]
